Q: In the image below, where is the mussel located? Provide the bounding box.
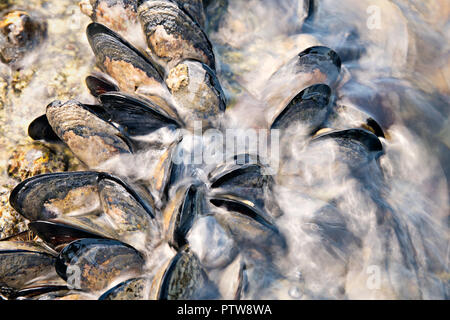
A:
[166,60,226,129]
[10,171,159,250]
[271,83,332,135]
[87,22,164,93]
[265,46,341,119]
[138,0,215,70]
[55,238,145,291]
[46,100,132,167]
[0,242,57,295]
[99,277,150,300]
[150,246,216,299]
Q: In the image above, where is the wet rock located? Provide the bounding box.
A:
[0,184,27,239]
[0,10,47,64]
[7,142,68,181]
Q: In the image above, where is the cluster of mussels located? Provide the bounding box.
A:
[0,0,386,300]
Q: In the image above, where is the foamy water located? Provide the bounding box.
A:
[205,0,449,299]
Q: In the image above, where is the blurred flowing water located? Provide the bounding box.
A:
[0,0,449,299]
[206,0,450,299]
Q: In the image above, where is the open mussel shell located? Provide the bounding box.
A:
[86,73,119,97]
[6,285,69,300]
[28,221,107,250]
[46,100,132,167]
[312,128,383,154]
[98,91,181,136]
[265,46,341,119]
[166,60,226,129]
[10,171,102,222]
[87,22,163,93]
[99,277,150,300]
[55,238,145,292]
[0,243,57,292]
[215,254,245,299]
[28,115,61,143]
[327,103,385,138]
[210,197,287,257]
[0,241,56,256]
[162,184,201,249]
[271,84,332,135]
[10,170,158,247]
[151,246,216,299]
[209,154,281,219]
[138,0,215,70]
[309,128,384,172]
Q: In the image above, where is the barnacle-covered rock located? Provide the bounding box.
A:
[0,185,27,239]
[0,10,47,64]
[7,142,68,181]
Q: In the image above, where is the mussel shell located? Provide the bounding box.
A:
[98,172,156,218]
[162,184,200,249]
[138,1,215,70]
[46,100,132,167]
[0,248,56,291]
[327,103,385,138]
[55,238,145,291]
[171,0,206,28]
[9,171,102,222]
[166,60,226,129]
[312,128,383,153]
[210,170,268,198]
[265,46,341,119]
[210,198,287,256]
[296,46,342,82]
[33,290,96,300]
[157,246,215,299]
[0,230,34,242]
[309,128,384,172]
[28,115,61,143]
[270,46,341,85]
[98,174,159,249]
[209,155,281,219]
[216,254,244,299]
[87,0,139,33]
[271,83,332,134]
[209,154,268,189]
[87,22,163,92]
[28,221,107,249]
[0,241,56,256]
[86,74,119,97]
[99,277,150,300]
[98,92,181,136]
[7,285,69,300]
